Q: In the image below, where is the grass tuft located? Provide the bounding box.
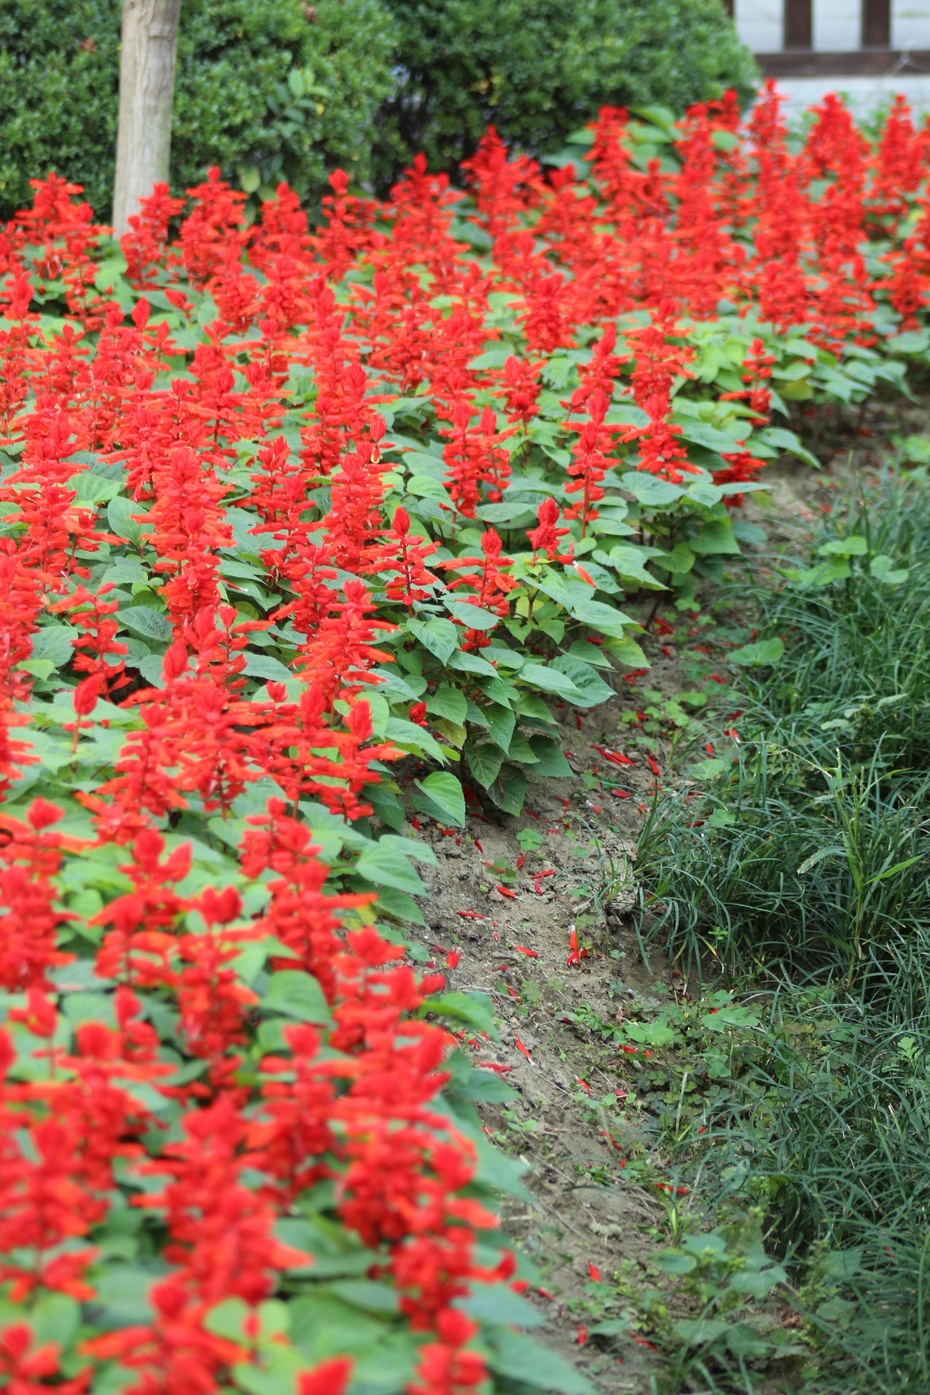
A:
[630,469,930,1393]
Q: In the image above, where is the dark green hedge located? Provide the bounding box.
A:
[374,0,759,189]
[0,0,397,220]
[0,0,756,221]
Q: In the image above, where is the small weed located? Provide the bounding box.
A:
[634,1209,804,1394]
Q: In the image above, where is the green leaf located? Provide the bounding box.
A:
[655,1248,698,1276]
[468,347,513,369]
[472,1132,535,1201]
[864,853,924,884]
[701,1005,761,1030]
[729,1262,787,1298]
[237,164,262,194]
[519,663,582,700]
[467,741,506,789]
[446,1053,519,1105]
[726,1323,776,1358]
[138,654,164,687]
[690,519,740,556]
[620,470,684,506]
[90,1265,159,1328]
[107,496,149,543]
[672,1317,733,1348]
[405,473,453,503]
[566,596,634,639]
[205,1297,252,1340]
[488,763,527,816]
[260,971,331,1024]
[443,599,501,631]
[757,426,821,468]
[483,702,515,752]
[653,542,695,576]
[18,659,54,680]
[728,637,783,667]
[407,616,459,664]
[790,558,851,588]
[327,1279,400,1315]
[427,991,496,1035]
[550,655,616,708]
[426,685,468,725]
[887,329,930,354]
[355,841,428,894]
[507,728,538,764]
[119,607,173,643]
[460,1283,545,1328]
[527,735,571,777]
[679,422,744,453]
[93,256,128,289]
[487,1330,596,1394]
[372,886,426,924]
[231,1350,305,1395]
[448,649,499,678]
[609,636,649,668]
[412,771,466,827]
[100,560,149,586]
[382,717,446,762]
[475,501,536,525]
[69,472,123,505]
[32,1292,80,1349]
[686,478,724,507]
[818,1246,863,1280]
[30,625,75,668]
[599,542,663,586]
[869,554,910,585]
[241,652,293,683]
[365,783,406,832]
[818,535,867,557]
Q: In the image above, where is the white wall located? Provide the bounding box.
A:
[772,73,930,116]
[892,0,930,47]
[813,0,860,49]
[734,0,782,53]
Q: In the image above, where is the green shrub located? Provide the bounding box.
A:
[374,0,758,190]
[0,0,397,221]
[0,0,755,220]
[0,0,121,221]
[172,0,398,207]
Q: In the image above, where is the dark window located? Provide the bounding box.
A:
[784,0,813,49]
[862,0,891,46]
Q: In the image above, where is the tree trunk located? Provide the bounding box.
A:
[112,0,182,238]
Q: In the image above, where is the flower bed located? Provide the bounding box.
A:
[0,82,928,1393]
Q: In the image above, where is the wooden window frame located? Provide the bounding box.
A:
[862,0,891,47]
[784,0,813,50]
[758,48,930,76]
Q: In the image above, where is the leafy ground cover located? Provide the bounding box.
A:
[1,81,930,1394]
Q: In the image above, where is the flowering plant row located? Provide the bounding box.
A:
[0,82,927,1393]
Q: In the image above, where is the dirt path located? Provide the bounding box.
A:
[416,398,910,1392]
